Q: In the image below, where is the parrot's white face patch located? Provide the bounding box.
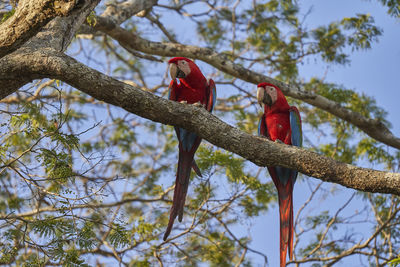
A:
[265,86,278,105]
[257,86,278,106]
[177,60,191,77]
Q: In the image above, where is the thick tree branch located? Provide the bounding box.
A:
[1,50,399,196]
[77,0,159,36]
[24,0,101,51]
[0,0,78,59]
[0,0,100,100]
[91,17,400,150]
[101,0,158,23]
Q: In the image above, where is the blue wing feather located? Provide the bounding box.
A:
[258,114,269,139]
[289,106,302,184]
[289,107,302,148]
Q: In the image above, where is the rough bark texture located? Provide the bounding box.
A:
[101,0,158,22]
[77,0,158,36]
[1,50,399,196]
[0,0,78,58]
[24,0,101,51]
[0,0,100,100]
[91,17,400,150]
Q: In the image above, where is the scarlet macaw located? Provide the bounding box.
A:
[163,57,216,240]
[256,82,302,267]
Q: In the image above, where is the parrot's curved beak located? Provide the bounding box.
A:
[256,87,264,107]
[169,63,186,80]
[169,63,178,80]
[257,87,272,107]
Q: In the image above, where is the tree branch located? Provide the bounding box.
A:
[101,0,158,23]
[0,0,78,59]
[91,17,400,150]
[0,0,100,100]
[77,0,159,36]
[1,50,399,196]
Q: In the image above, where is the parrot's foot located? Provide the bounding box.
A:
[274,139,284,144]
[192,101,205,108]
[180,100,188,104]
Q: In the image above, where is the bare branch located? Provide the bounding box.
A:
[101,0,158,23]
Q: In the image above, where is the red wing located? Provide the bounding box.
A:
[168,80,179,101]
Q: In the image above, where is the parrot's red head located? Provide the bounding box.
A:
[256,82,290,111]
[168,57,203,81]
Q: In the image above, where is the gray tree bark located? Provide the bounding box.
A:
[0,0,100,99]
[0,0,79,58]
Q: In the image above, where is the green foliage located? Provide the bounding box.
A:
[311,23,348,64]
[77,222,96,250]
[110,118,137,153]
[197,146,245,182]
[184,230,246,267]
[356,138,395,169]
[32,217,71,239]
[311,14,381,63]
[198,16,225,48]
[62,248,90,267]
[7,195,24,209]
[108,223,131,248]
[129,260,151,267]
[301,78,396,169]
[389,256,400,266]
[375,0,400,17]
[86,11,97,27]
[305,210,330,229]
[0,9,14,23]
[0,246,18,264]
[21,255,47,267]
[341,14,382,50]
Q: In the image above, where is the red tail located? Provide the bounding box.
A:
[277,183,294,267]
[163,151,193,240]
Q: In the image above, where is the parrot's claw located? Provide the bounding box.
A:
[274,139,284,144]
[192,101,205,108]
[180,100,188,104]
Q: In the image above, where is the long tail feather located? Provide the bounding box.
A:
[277,184,294,267]
[163,151,193,240]
[192,160,202,177]
[289,196,294,260]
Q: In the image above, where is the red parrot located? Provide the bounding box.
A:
[163,57,216,240]
[256,82,302,267]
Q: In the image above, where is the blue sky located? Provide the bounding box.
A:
[300,0,400,135]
